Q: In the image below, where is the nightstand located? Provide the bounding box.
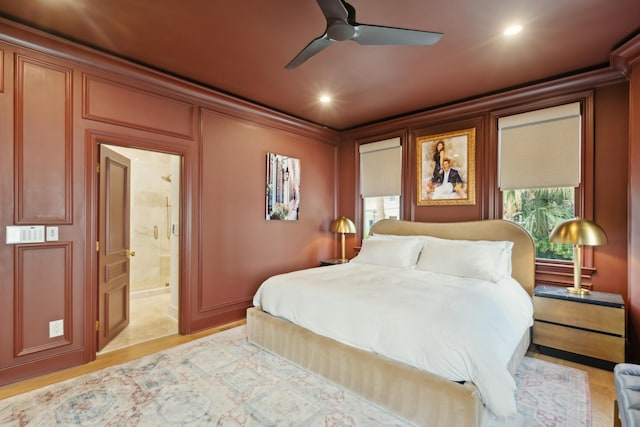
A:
[533,285,625,364]
[320,258,348,266]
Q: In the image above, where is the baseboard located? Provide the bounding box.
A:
[168,303,178,321]
[131,287,170,299]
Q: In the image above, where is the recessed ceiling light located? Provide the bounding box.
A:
[319,94,332,104]
[504,25,523,36]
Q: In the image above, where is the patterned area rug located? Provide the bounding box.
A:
[486,357,591,427]
[0,326,590,426]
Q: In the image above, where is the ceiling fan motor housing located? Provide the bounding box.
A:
[327,21,357,41]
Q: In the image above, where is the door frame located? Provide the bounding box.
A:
[84,130,196,361]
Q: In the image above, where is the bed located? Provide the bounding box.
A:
[247,219,535,426]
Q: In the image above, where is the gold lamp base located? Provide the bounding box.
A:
[567,286,589,295]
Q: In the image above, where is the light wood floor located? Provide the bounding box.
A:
[0,324,616,427]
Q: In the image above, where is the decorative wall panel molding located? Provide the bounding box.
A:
[83,74,195,139]
[14,243,72,356]
[14,54,72,224]
[0,48,4,93]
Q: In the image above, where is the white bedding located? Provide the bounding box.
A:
[252,263,533,418]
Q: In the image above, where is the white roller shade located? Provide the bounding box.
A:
[359,137,402,197]
[498,102,581,190]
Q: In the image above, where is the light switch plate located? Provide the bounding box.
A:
[6,226,45,244]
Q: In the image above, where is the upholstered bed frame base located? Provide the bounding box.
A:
[247,219,535,426]
[247,307,530,426]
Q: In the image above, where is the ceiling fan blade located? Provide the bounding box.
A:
[315,0,349,21]
[354,24,443,45]
[285,35,334,69]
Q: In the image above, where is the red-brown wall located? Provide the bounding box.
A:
[0,22,339,386]
[339,83,630,260]
[592,84,629,298]
[196,109,337,331]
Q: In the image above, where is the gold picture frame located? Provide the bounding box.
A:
[416,128,476,206]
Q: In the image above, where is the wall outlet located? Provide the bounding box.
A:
[46,226,59,241]
[49,319,64,338]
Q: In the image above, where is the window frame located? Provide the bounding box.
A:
[491,92,596,289]
[355,132,409,241]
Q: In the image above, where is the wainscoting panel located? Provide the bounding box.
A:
[14,243,72,357]
[83,74,195,139]
[14,54,72,224]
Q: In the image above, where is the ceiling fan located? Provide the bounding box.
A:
[285,0,443,70]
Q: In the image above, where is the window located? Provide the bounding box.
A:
[502,187,575,260]
[498,102,582,261]
[363,196,400,238]
[359,137,402,237]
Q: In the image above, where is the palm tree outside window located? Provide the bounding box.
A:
[502,187,575,260]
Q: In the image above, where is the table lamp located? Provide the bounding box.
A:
[330,216,356,263]
[549,218,607,295]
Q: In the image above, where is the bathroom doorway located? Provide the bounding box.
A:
[99,145,180,353]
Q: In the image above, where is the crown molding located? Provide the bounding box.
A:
[611,33,640,76]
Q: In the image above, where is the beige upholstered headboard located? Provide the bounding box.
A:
[370,219,535,295]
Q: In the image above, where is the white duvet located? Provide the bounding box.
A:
[253,263,533,418]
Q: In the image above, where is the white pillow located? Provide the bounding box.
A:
[416,236,513,282]
[368,233,420,240]
[351,237,424,268]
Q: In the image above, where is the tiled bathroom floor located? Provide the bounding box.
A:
[99,291,178,354]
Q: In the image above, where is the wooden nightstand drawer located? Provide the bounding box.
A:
[533,321,625,363]
[534,296,625,336]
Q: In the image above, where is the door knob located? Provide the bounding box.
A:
[125,250,136,258]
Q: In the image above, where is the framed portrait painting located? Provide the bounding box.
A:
[416,128,476,206]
